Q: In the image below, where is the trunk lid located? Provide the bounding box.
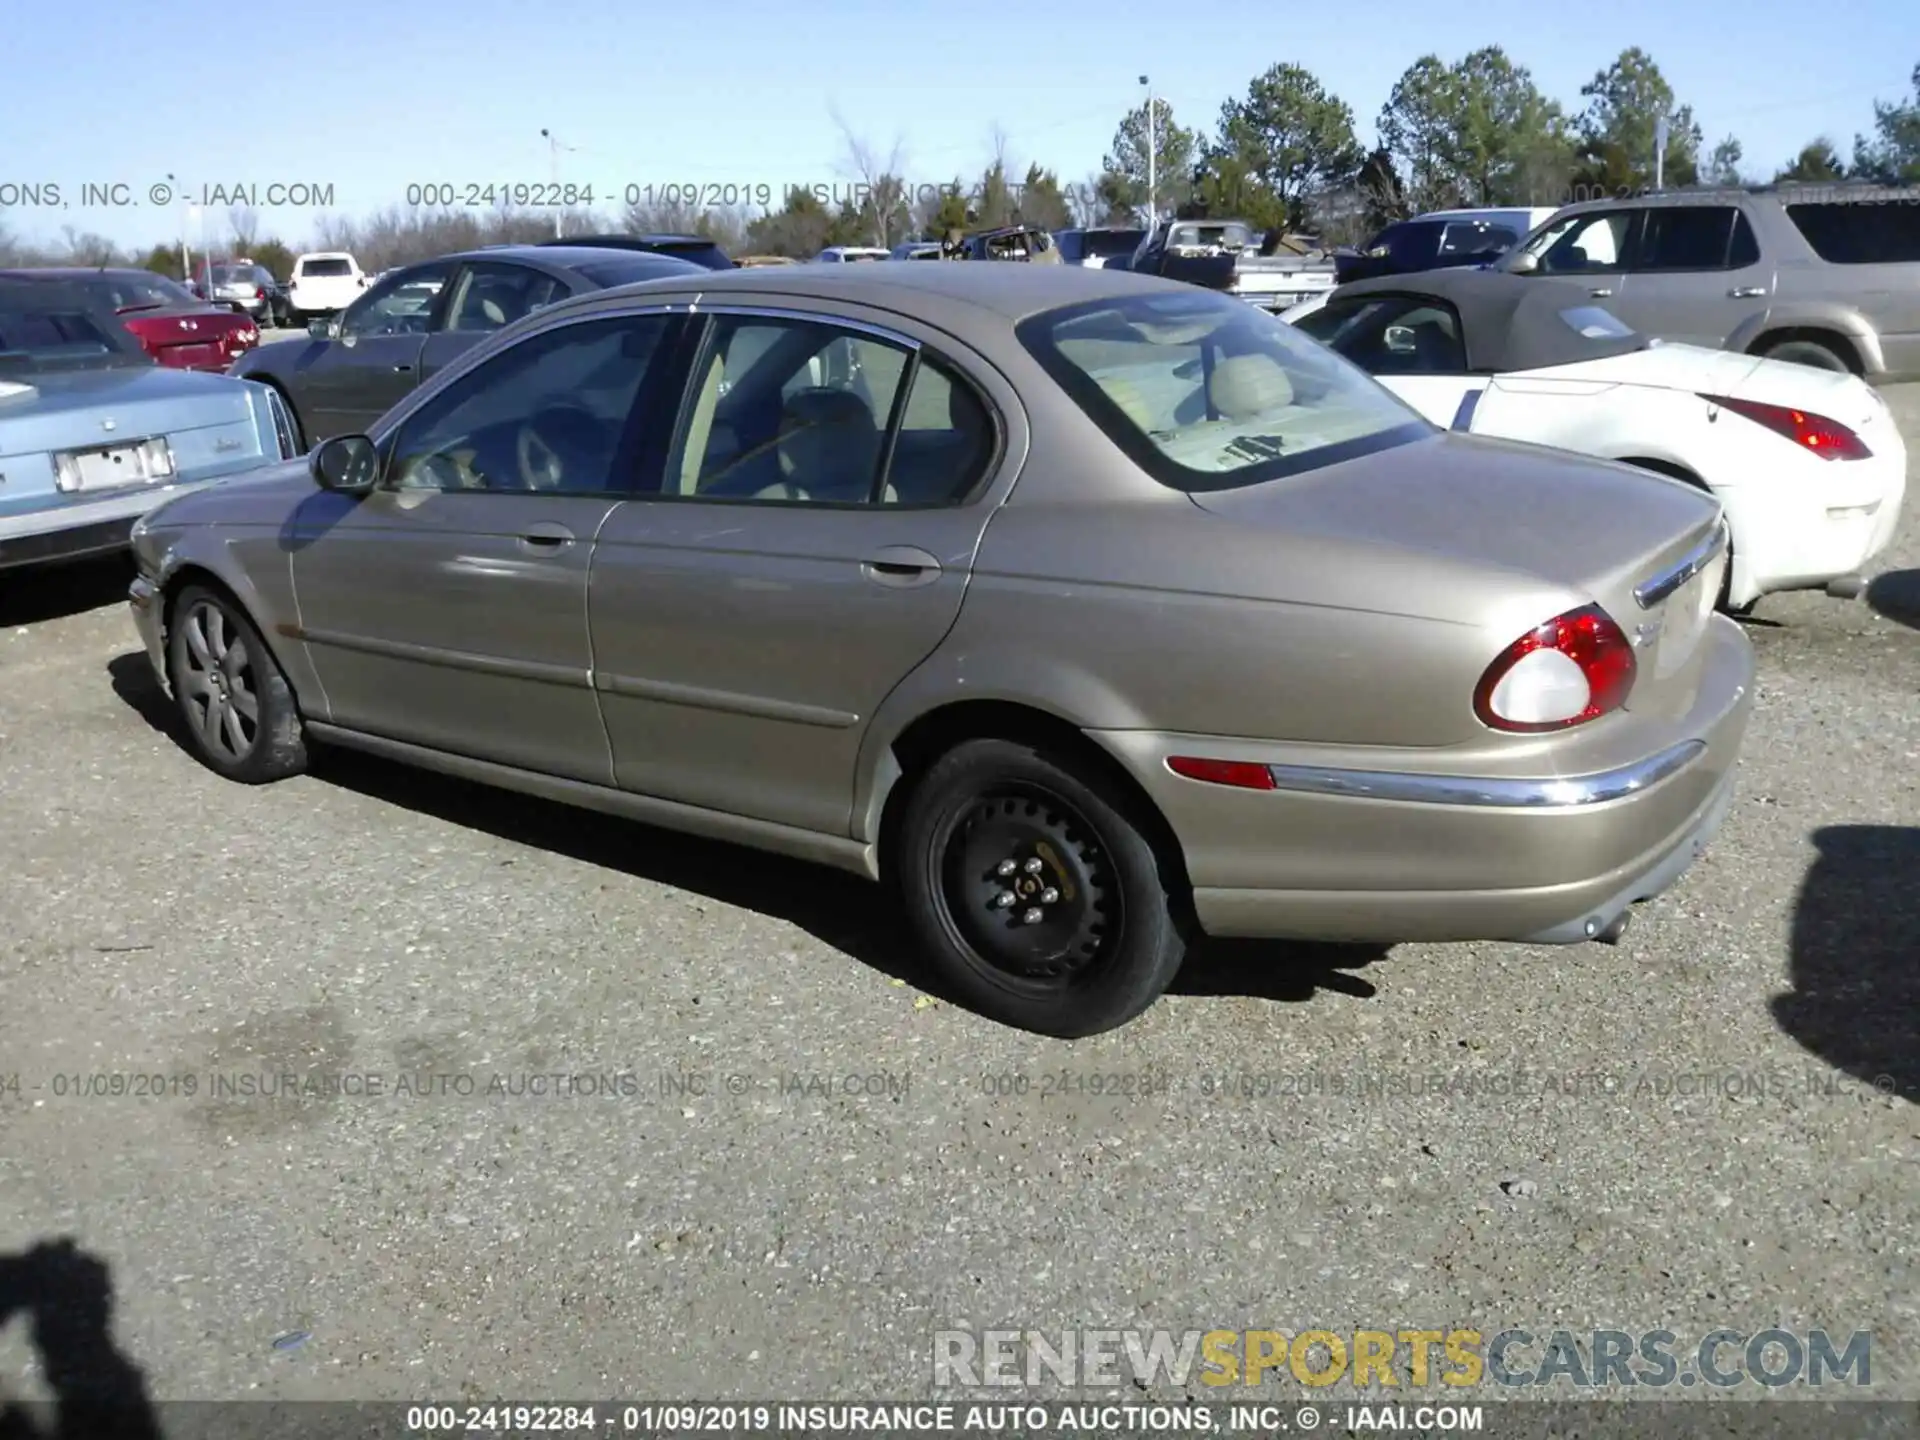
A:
[1191,431,1727,715]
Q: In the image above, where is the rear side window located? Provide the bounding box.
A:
[1786,202,1920,263]
[1018,289,1430,493]
[1634,207,1741,271]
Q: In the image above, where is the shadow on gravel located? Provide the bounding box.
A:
[0,1238,162,1440]
[107,650,1391,1012]
[1774,825,1920,1104]
[1865,568,1920,631]
[0,555,134,628]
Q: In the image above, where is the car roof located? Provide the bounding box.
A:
[1326,267,1647,373]
[558,260,1187,324]
[0,267,165,279]
[407,245,708,275]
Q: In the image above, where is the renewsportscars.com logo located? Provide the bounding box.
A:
[932,1328,1872,1390]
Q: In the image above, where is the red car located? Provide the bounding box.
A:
[0,268,259,372]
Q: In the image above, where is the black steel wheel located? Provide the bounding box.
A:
[896,738,1190,1036]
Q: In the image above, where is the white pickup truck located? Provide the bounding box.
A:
[287,252,369,322]
[1130,219,1337,312]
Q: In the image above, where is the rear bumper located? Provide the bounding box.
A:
[1723,444,1907,602]
[1095,613,1754,945]
[0,484,211,571]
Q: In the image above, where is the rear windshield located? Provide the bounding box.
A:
[299,258,353,277]
[1785,200,1920,263]
[1085,229,1145,257]
[212,265,268,283]
[573,256,702,288]
[93,273,196,309]
[0,309,132,366]
[1167,223,1253,251]
[1017,289,1429,493]
[650,242,732,271]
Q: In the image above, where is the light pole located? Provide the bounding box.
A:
[1653,114,1671,192]
[1140,75,1155,226]
[540,128,574,238]
[168,172,190,283]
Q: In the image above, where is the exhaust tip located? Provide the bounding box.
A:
[1594,912,1632,946]
[1826,573,1869,600]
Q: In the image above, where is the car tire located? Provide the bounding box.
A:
[1762,337,1851,373]
[166,584,308,784]
[894,737,1191,1037]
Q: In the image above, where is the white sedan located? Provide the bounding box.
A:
[1282,271,1907,612]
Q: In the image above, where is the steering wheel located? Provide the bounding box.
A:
[515,404,603,490]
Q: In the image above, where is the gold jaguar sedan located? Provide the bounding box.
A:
[126,262,1752,1036]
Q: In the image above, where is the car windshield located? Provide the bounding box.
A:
[0,307,140,368]
[300,258,353,277]
[1017,289,1430,493]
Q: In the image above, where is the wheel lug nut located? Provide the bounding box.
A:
[993,891,1015,908]
[995,860,1017,877]
[1022,908,1044,924]
[1040,888,1059,904]
[1023,857,1043,873]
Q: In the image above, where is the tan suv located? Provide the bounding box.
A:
[1500,184,1920,382]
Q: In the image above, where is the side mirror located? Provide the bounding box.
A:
[1506,251,1540,275]
[308,317,337,339]
[309,434,380,494]
[1384,325,1417,354]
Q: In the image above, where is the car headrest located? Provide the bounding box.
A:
[1209,353,1295,421]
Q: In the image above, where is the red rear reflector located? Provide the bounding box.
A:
[1702,393,1870,460]
[1167,756,1276,790]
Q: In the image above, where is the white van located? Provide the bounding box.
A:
[288,252,368,321]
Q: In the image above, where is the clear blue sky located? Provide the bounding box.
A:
[3,0,1913,250]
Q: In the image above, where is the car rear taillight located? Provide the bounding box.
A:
[1473,604,1636,733]
[1701,393,1871,460]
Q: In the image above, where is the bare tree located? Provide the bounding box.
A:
[229,206,260,254]
[831,103,911,247]
[60,225,119,266]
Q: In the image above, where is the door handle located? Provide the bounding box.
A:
[518,522,575,552]
[1729,286,1767,298]
[1588,287,1613,297]
[392,363,413,372]
[861,544,942,588]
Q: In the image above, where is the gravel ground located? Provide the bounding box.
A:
[0,389,1916,1413]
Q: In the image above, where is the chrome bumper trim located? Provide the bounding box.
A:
[1635,519,1729,610]
[1264,739,1707,809]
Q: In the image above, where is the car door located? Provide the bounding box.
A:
[1616,203,1774,347]
[286,306,689,782]
[417,260,575,387]
[293,261,454,440]
[1519,206,1640,309]
[588,305,1005,836]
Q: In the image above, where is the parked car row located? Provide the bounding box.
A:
[13,214,1910,1036]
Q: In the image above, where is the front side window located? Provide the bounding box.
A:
[1291,296,1466,375]
[665,313,994,506]
[338,263,452,339]
[446,262,568,332]
[1634,206,1740,271]
[1520,210,1636,274]
[385,314,676,494]
[1020,289,1430,492]
[1786,200,1920,263]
